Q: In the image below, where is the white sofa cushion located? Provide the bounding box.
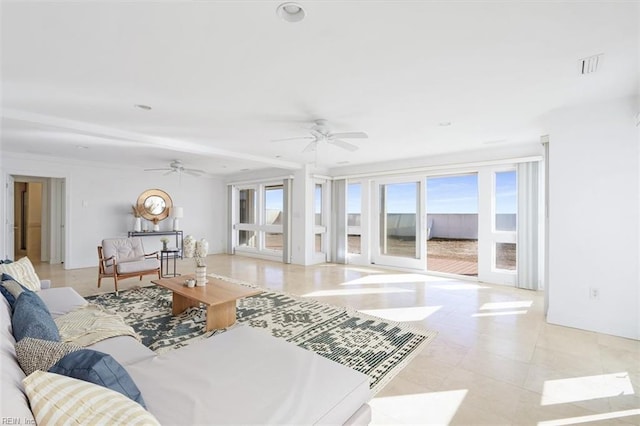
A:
[37,287,88,319]
[88,336,156,367]
[126,325,371,425]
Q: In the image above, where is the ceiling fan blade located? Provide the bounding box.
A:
[184,170,203,177]
[271,136,314,142]
[144,168,172,172]
[163,170,177,176]
[303,141,318,153]
[328,139,359,152]
[328,131,368,139]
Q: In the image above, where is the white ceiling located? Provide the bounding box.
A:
[1,1,638,177]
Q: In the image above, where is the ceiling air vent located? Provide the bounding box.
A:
[580,54,603,75]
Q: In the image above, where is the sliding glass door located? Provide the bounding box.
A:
[372,179,425,269]
[426,174,479,276]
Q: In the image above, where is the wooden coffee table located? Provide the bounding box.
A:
[151,274,261,331]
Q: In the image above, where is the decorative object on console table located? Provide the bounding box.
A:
[152,218,160,232]
[131,205,142,232]
[183,235,195,258]
[171,207,183,231]
[160,238,169,251]
[195,239,208,258]
[195,256,206,286]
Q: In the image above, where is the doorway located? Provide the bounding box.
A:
[14,181,43,261]
[5,175,66,264]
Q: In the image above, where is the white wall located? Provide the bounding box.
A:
[1,154,227,269]
[546,96,640,340]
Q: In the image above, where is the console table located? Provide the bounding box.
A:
[128,230,183,259]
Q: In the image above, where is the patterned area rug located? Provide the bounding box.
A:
[86,274,437,394]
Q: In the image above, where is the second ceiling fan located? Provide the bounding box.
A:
[272,119,368,152]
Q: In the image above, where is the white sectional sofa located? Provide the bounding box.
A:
[1,283,372,425]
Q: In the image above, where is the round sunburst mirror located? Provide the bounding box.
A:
[137,189,173,221]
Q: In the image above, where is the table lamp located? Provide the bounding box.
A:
[172,207,184,231]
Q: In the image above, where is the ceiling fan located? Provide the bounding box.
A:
[272,119,368,152]
[144,160,205,177]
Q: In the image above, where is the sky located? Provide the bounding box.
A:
[265,172,517,214]
[347,172,517,214]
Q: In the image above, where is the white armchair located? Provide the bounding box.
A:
[97,237,160,294]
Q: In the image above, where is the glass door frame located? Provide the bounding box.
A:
[232,181,285,261]
[477,166,518,285]
[371,177,426,270]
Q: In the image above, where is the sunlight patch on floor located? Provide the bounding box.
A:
[341,273,449,286]
[370,389,468,425]
[431,283,490,290]
[537,409,640,426]
[541,372,634,406]
[480,301,533,310]
[301,287,414,297]
[359,306,442,322]
[472,310,528,317]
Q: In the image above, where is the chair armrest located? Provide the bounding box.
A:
[145,251,159,259]
[99,255,116,268]
[40,279,51,289]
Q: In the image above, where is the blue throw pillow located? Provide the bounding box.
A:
[0,259,13,264]
[0,274,16,308]
[0,285,14,307]
[11,291,60,342]
[49,349,146,408]
[1,274,33,311]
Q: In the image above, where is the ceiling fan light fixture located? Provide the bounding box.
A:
[277,2,305,23]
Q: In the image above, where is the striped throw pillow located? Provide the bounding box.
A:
[23,371,160,426]
[0,257,41,291]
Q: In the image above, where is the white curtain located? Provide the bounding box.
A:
[227,185,234,254]
[282,178,293,264]
[332,179,347,264]
[517,161,542,290]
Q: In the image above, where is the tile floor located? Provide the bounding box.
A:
[34,255,640,425]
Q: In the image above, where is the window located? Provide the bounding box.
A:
[493,170,517,271]
[313,181,329,260]
[347,183,362,255]
[264,185,284,252]
[234,183,285,257]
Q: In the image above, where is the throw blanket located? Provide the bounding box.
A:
[54,304,139,347]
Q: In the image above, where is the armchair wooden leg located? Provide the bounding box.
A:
[98,277,102,288]
[114,276,118,295]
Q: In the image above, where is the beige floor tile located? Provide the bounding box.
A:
[31,254,640,425]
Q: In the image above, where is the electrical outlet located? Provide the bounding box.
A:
[589,287,600,300]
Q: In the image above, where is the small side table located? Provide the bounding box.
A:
[160,249,181,278]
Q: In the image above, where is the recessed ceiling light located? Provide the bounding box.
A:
[76,145,89,149]
[276,2,305,23]
[240,168,250,172]
[134,104,152,111]
[438,122,452,127]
